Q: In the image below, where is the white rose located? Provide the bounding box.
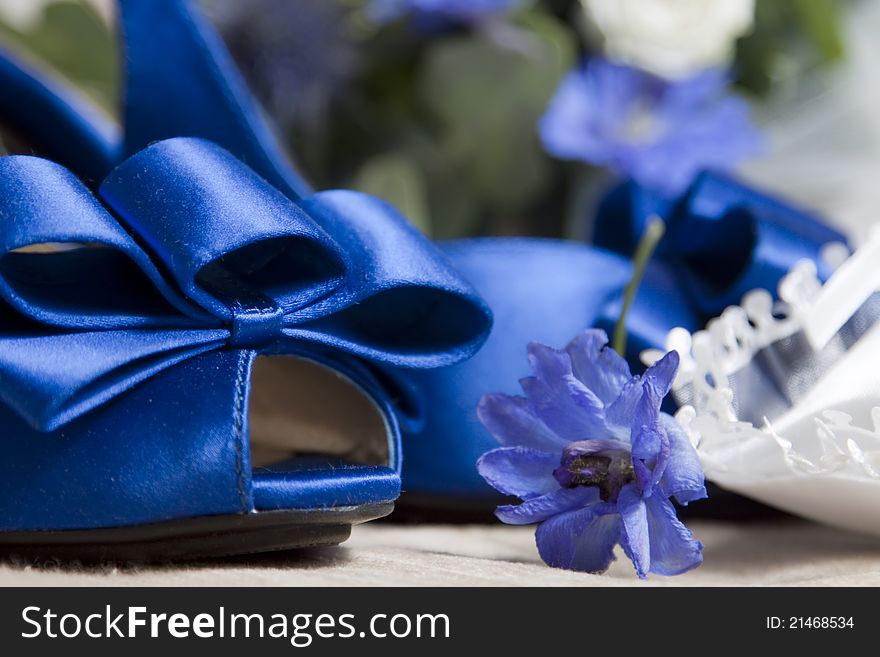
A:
[582,0,755,78]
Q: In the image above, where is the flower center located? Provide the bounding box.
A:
[553,444,635,502]
[619,102,666,146]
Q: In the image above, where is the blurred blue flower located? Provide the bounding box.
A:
[369,0,524,28]
[539,58,763,196]
[476,329,706,578]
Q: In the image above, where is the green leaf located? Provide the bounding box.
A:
[0,1,118,113]
[417,10,575,237]
[735,0,845,95]
[351,152,433,235]
[790,0,845,62]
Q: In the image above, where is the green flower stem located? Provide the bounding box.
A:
[612,215,666,356]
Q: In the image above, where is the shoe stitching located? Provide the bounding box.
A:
[232,350,249,511]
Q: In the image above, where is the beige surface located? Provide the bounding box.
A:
[2,519,880,586]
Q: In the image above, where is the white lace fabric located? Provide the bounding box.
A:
[644,235,880,535]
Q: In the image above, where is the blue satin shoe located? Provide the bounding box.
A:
[395,177,848,508]
[0,0,849,515]
[0,73,490,558]
[595,172,846,318]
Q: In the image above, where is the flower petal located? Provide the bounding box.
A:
[536,506,621,573]
[632,455,654,492]
[628,352,679,461]
[618,483,650,578]
[477,393,567,451]
[520,343,609,440]
[604,376,642,440]
[540,57,762,196]
[526,342,573,382]
[565,330,631,405]
[539,67,612,164]
[659,414,707,506]
[644,492,704,576]
[630,381,663,461]
[477,447,560,499]
[643,349,679,398]
[495,486,599,525]
[662,68,730,113]
[560,439,630,457]
[520,374,607,440]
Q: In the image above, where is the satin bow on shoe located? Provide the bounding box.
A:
[505,171,853,370]
[111,0,850,342]
[595,172,850,317]
[0,138,491,432]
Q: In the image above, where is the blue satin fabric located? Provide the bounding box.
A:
[119,0,312,199]
[0,136,492,528]
[0,348,402,530]
[0,45,118,184]
[107,0,849,358]
[392,239,699,498]
[0,138,491,435]
[595,172,849,316]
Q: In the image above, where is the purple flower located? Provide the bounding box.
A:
[539,58,763,196]
[369,0,523,28]
[476,329,706,578]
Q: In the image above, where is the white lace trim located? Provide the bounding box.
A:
[639,235,880,481]
[675,406,880,481]
[641,256,830,414]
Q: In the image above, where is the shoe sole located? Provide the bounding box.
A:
[395,486,788,523]
[0,502,393,564]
